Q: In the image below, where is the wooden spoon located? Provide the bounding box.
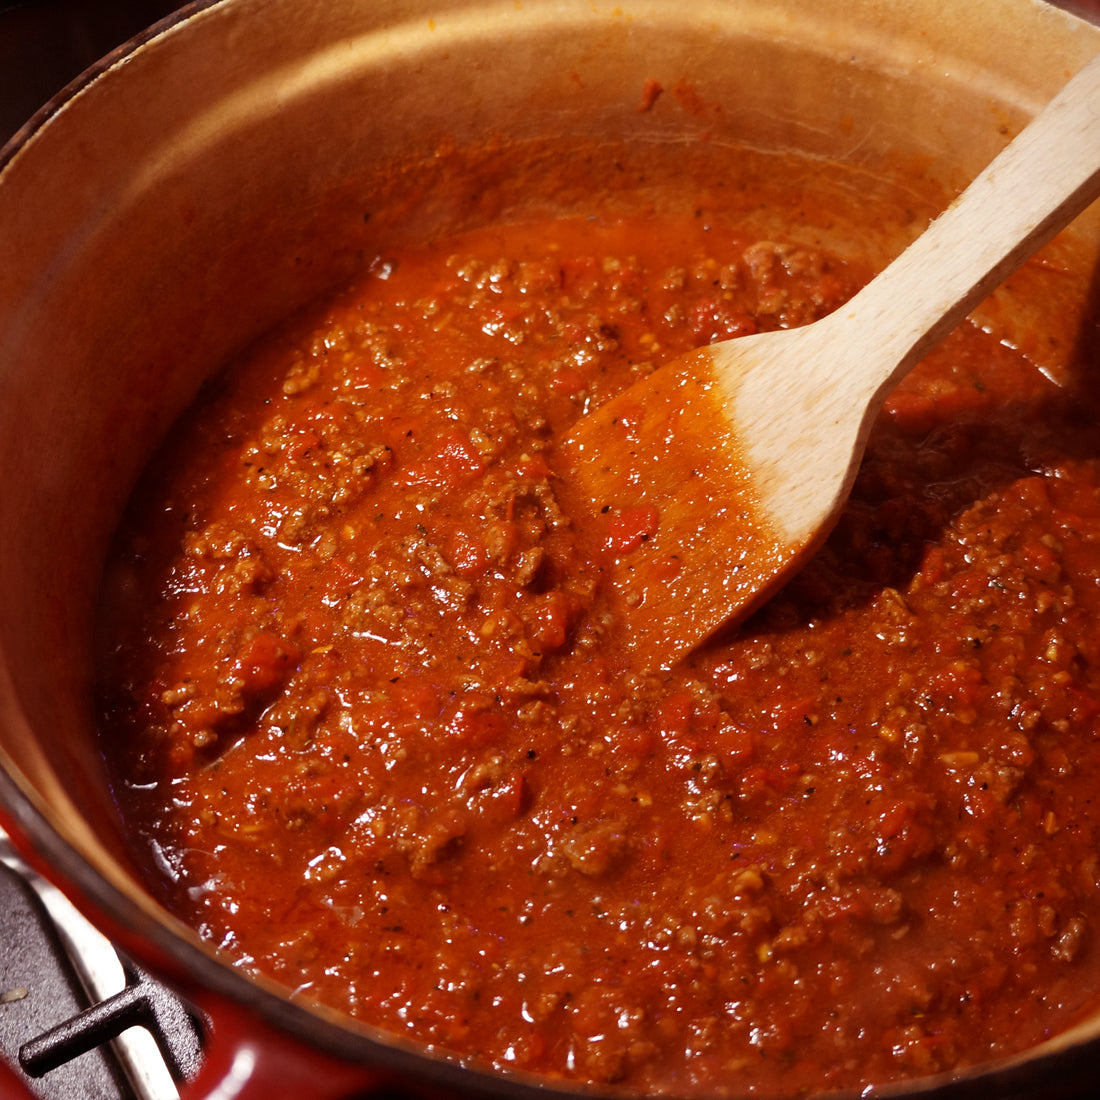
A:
[559,51,1100,671]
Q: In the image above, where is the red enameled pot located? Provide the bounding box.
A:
[5,1,1100,1097]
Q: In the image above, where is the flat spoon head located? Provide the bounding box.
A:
[560,50,1100,670]
[558,325,858,670]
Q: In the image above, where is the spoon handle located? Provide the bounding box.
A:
[844,49,1100,404]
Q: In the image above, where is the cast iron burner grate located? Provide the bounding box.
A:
[0,840,203,1100]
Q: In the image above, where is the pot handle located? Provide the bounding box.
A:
[0,993,396,1100]
[178,990,399,1100]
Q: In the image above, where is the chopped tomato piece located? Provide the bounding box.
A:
[401,429,485,490]
[234,632,299,700]
[605,504,660,553]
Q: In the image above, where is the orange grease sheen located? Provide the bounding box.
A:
[96,210,1100,1096]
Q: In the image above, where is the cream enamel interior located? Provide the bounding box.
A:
[3,0,1100,1087]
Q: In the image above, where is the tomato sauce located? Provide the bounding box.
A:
[96,203,1100,1095]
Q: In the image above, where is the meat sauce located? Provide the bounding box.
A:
[96,205,1100,1095]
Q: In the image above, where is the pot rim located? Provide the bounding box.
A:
[3,1,1100,1097]
[0,1,209,175]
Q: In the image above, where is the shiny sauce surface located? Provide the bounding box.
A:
[97,209,1100,1095]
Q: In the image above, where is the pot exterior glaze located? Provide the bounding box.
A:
[3,2,1100,1097]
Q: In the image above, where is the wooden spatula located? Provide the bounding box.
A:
[560,51,1100,671]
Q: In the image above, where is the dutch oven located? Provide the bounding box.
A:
[4,0,1100,1097]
